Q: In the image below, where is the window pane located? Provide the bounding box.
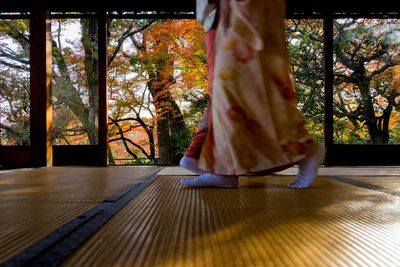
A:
[0,19,30,145]
[107,19,205,165]
[286,19,325,143]
[333,19,400,144]
[51,18,99,145]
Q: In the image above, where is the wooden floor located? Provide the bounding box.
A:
[1,166,400,266]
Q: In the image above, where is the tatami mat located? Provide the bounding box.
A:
[62,175,400,266]
[0,166,160,263]
[345,176,400,190]
[0,202,96,261]
[158,166,400,176]
[0,166,159,203]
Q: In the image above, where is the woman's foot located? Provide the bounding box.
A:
[288,144,326,189]
[179,156,204,175]
[181,173,239,188]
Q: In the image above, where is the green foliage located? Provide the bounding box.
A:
[194,53,207,64]
[182,94,210,132]
[171,128,192,164]
[333,117,369,144]
[389,125,400,144]
[123,158,159,165]
[286,19,325,141]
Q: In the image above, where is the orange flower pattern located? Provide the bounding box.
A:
[232,43,254,63]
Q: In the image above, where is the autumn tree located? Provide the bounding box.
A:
[107,19,207,165]
[333,19,400,144]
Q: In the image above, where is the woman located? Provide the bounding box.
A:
[181,0,325,188]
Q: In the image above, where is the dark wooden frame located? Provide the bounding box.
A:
[50,12,108,166]
[322,14,400,165]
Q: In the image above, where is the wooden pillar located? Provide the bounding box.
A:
[323,17,334,165]
[30,10,52,167]
[98,11,108,166]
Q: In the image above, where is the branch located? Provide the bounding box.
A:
[0,122,21,138]
[108,136,139,159]
[107,19,156,66]
[333,73,358,85]
[2,21,30,48]
[113,119,150,159]
[369,60,400,79]
[0,59,29,71]
[0,50,29,65]
[107,116,142,125]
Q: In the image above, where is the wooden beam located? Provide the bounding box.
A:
[1,0,399,14]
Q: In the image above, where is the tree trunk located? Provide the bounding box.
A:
[148,69,189,165]
[107,143,115,165]
[81,19,99,144]
[358,80,381,143]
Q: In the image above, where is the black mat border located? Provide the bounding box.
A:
[324,175,400,197]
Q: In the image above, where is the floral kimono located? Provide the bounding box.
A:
[198,0,318,175]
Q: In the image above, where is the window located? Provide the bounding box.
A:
[107,19,204,165]
[333,19,400,144]
[51,17,99,145]
[287,19,325,143]
[0,17,30,145]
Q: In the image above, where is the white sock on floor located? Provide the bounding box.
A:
[179,156,204,175]
[181,173,238,188]
[288,144,326,189]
